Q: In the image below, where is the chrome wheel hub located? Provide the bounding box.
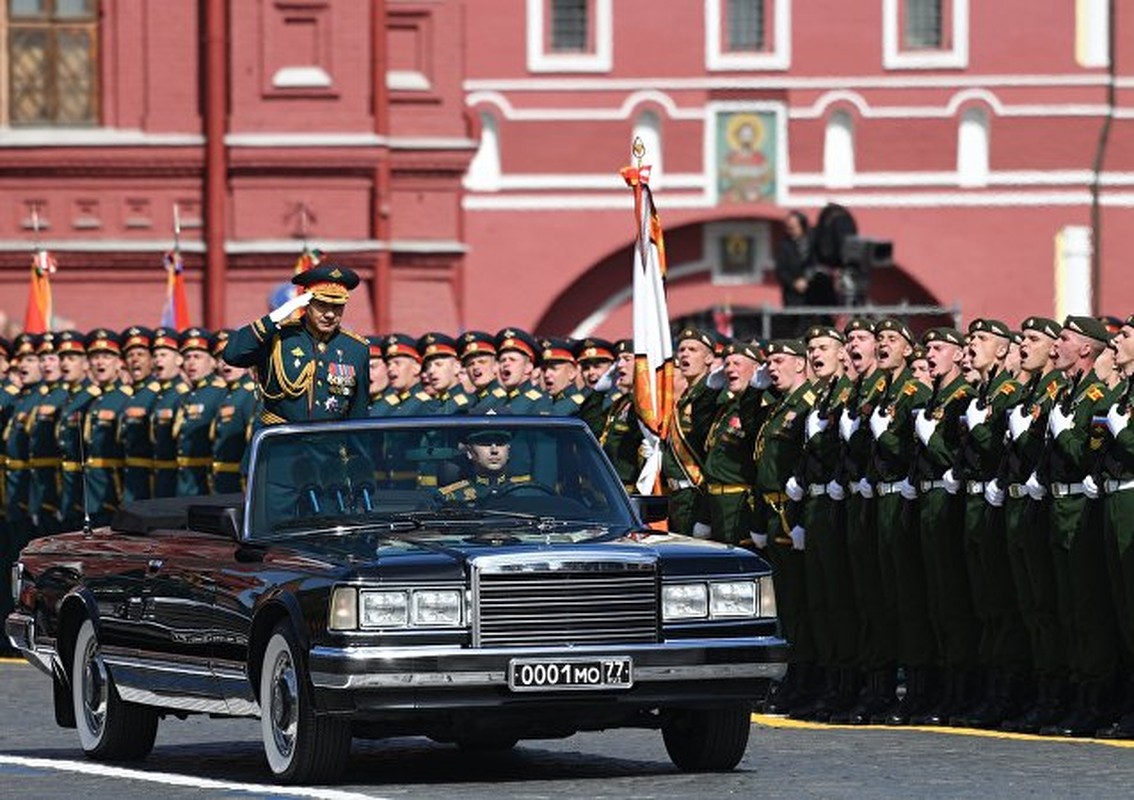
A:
[269,650,298,758]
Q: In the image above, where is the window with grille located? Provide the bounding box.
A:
[725,0,765,53]
[903,0,944,50]
[7,0,99,126]
[549,0,589,53]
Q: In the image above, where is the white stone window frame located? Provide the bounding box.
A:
[883,0,969,70]
[705,0,791,71]
[526,0,613,73]
[705,219,773,286]
[703,100,790,207]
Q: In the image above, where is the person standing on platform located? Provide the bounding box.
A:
[459,331,507,414]
[175,329,228,497]
[55,331,98,531]
[371,334,429,417]
[210,331,258,494]
[118,327,161,503]
[150,327,189,498]
[26,333,67,537]
[81,330,132,527]
[540,338,588,418]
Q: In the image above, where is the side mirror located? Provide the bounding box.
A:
[630,494,669,525]
[187,504,244,542]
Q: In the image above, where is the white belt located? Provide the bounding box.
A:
[1051,482,1086,498]
[667,478,694,491]
[1104,478,1134,494]
[920,480,948,492]
[808,483,828,497]
[876,481,904,496]
[966,480,986,495]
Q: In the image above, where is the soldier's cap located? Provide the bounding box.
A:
[723,339,763,362]
[495,328,539,363]
[675,327,716,351]
[843,317,876,336]
[121,326,154,353]
[1100,315,1124,336]
[178,327,214,354]
[211,330,232,357]
[613,339,635,357]
[384,333,422,363]
[1126,314,1134,330]
[923,327,965,346]
[968,318,1011,339]
[13,332,39,358]
[1062,315,1110,344]
[909,344,928,362]
[1009,331,1023,345]
[573,337,615,364]
[152,326,181,352]
[367,335,384,360]
[417,332,459,362]
[540,337,576,365]
[1020,316,1061,340]
[466,428,512,445]
[458,330,497,361]
[804,325,845,344]
[765,339,806,358]
[85,328,121,355]
[0,335,10,359]
[35,331,58,355]
[292,263,360,305]
[56,330,86,355]
[875,317,915,344]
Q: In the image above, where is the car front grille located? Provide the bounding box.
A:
[473,553,659,647]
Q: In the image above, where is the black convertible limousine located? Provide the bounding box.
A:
[6,416,787,784]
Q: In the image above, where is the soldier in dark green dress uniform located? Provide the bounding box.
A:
[82,329,133,527]
[367,336,388,415]
[211,331,258,494]
[437,429,534,502]
[150,327,189,498]
[175,329,229,497]
[5,334,42,547]
[26,333,68,537]
[540,337,587,417]
[118,326,161,503]
[55,331,99,530]
[574,337,616,438]
[0,337,15,652]
[495,329,551,416]
[661,328,717,535]
[459,331,508,414]
[419,333,472,415]
[223,264,370,426]
[600,340,645,493]
[370,334,430,418]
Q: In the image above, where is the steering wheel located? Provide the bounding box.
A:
[493,480,557,497]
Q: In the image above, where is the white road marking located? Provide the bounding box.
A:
[0,754,387,799]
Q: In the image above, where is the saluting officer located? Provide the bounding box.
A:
[574,337,616,438]
[118,327,161,503]
[82,329,132,527]
[495,329,551,415]
[418,333,472,414]
[540,338,588,416]
[600,340,645,493]
[211,331,258,494]
[55,331,98,530]
[459,331,508,414]
[224,264,370,425]
[175,329,228,497]
[26,333,67,536]
[5,334,42,542]
[150,327,189,498]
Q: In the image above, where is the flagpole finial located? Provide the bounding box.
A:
[631,137,646,168]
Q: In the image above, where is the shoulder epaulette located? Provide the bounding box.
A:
[837,388,851,404]
[37,384,49,396]
[902,380,919,396]
[120,385,134,397]
[874,376,888,393]
[340,328,369,346]
[147,381,162,393]
[571,393,586,404]
[242,379,257,391]
[491,387,507,398]
[1046,380,1061,399]
[88,385,102,397]
[999,380,1018,396]
[384,393,401,406]
[1085,384,1105,402]
[414,391,432,402]
[4,384,18,396]
[454,394,469,406]
[279,317,302,328]
[439,479,470,494]
[176,383,189,395]
[801,390,815,406]
[525,389,542,401]
[212,377,227,388]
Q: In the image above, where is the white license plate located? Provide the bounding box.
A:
[508,657,634,692]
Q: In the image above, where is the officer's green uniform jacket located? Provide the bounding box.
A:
[5,380,41,533]
[175,374,228,497]
[26,380,69,533]
[753,382,815,538]
[422,385,472,416]
[438,472,534,502]
[662,373,717,488]
[547,387,588,417]
[223,314,370,425]
[911,374,972,487]
[576,388,611,438]
[701,386,764,492]
[370,384,431,417]
[955,370,1019,485]
[467,380,509,415]
[119,378,161,503]
[600,392,643,489]
[151,377,189,498]
[57,379,100,527]
[797,374,854,487]
[211,377,258,494]
[0,381,19,518]
[867,368,931,485]
[83,381,133,526]
[503,380,552,416]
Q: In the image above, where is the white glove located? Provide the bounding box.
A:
[751,531,768,549]
[942,468,961,495]
[638,437,658,461]
[1048,405,1074,439]
[914,408,938,446]
[706,365,726,390]
[856,478,874,498]
[1025,471,1047,501]
[897,478,918,501]
[691,521,712,539]
[785,476,804,502]
[839,408,860,442]
[805,408,829,440]
[1107,404,1131,437]
[750,364,772,390]
[788,525,806,551]
[594,363,618,392]
[1083,474,1100,500]
[869,406,892,439]
[984,478,1005,507]
[269,291,312,323]
[1007,405,1033,441]
[964,398,989,431]
[826,480,846,501]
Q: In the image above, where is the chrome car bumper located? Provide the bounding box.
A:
[5,612,57,678]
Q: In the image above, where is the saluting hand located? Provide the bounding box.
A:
[268,291,312,324]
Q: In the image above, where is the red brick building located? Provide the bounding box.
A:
[2,1,1133,338]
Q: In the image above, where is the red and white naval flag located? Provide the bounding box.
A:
[160,248,191,330]
[23,248,56,333]
[621,161,674,495]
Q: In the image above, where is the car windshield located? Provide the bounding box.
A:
[246,420,636,539]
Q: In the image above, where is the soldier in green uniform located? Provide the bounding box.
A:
[370,334,430,418]
[175,329,229,497]
[150,328,189,498]
[5,334,42,546]
[54,331,98,531]
[864,318,932,724]
[1034,316,1121,736]
[26,333,68,537]
[752,340,814,713]
[994,317,1067,733]
[118,327,161,503]
[0,337,16,653]
[223,264,370,426]
[210,331,258,494]
[495,329,551,416]
[907,328,975,726]
[951,319,1025,728]
[418,333,472,415]
[574,337,616,438]
[366,335,388,415]
[540,338,588,417]
[81,330,132,527]
[600,340,645,493]
[660,328,718,535]
[437,429,535,502]
[459,331,508,414]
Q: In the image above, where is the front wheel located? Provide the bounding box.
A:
[260,622,350,783]
[661,704,751,772]
[72,618,158,761]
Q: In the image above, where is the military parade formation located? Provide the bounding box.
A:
[2,262,1134,743]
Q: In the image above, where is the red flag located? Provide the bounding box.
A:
[160,249,191,330]
[24,249,56,333]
